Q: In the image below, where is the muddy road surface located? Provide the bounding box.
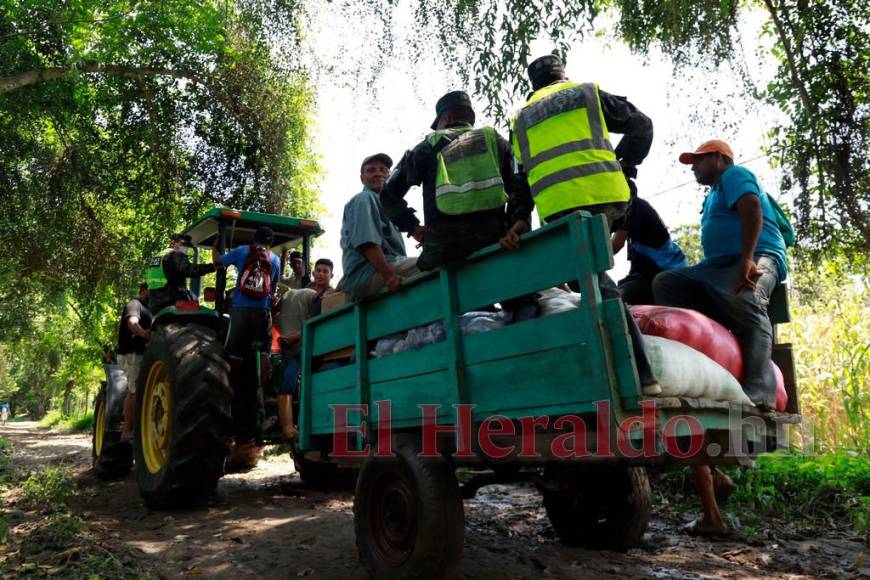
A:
[1,421,866,578]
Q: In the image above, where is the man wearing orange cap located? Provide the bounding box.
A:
[655,140,788,410]
[654,140,790,538]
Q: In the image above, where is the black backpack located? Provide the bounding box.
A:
[239,244,273,299]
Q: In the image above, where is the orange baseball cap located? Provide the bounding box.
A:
[678,140,735,164]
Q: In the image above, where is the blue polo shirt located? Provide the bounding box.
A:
[700,166,788,279]
[220,245,281,309]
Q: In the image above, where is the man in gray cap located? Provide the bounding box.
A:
[380,90,533,273]
[503,54,659,393]
[339,153,420,300]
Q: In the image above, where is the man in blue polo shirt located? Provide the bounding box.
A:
[654,140,790,538]
[212,225,281,471]
[653,140,788,409]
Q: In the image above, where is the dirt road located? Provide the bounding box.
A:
[1,421,866,578]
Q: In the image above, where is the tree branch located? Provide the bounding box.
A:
[0,63,202,94]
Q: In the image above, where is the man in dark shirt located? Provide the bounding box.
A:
[148,233,217,311]
[116,283,153,439]
[612,190,688,305]
[380,91,534,272]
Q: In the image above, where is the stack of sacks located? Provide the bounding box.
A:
[632,305,788,411]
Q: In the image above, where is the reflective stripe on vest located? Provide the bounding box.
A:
[512,81,629,220]
[430,126,508,215]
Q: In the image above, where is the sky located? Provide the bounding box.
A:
[304,6,784,281]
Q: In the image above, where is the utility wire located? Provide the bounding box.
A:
[645,150,776,199]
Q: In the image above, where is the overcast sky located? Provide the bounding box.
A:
[304,6,784,281]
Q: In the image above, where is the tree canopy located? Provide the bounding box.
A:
[0,0,320,414]
[365,0,867,258]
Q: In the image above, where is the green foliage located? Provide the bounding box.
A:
[20,465,76,512]
[0,436,12,482]
[727,451,870,537]
[38,410,65,429]
[38,410,93,432]
[783,260,870,452]
[0,0,322,417]
[357,0,868,257]
[670,223,703,266]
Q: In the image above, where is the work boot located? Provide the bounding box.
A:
[277,394,298,440]
[225,441,263,474]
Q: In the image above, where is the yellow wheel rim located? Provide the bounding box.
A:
[95,401,106,457]
[141,361,171,474]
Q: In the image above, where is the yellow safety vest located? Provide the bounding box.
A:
[511,81,629,220]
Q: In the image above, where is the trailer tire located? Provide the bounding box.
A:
[354,435,464,579]
[543,465,650,551]
[91,389,132,479]
[133,323,233,509]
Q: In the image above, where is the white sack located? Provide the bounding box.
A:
[643,335,753,405]
[537,288,581,316]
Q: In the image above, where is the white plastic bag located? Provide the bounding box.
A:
[537,287,581,316]
[643,335,753,405]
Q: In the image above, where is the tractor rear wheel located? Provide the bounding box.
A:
[133,323,232,509]
[91,388,132,479]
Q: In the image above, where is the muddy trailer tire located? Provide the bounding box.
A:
[91,388,132,480]
[354,435,464,579]
[133,323,233,509]
[543,465,651,551]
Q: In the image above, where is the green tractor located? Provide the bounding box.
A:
[92,208,325,507]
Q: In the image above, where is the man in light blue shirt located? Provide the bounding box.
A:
[339,153,419,301]
[654,140,788,409]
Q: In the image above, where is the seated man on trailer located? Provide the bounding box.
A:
[654,139,791,536]
[339,153,419,300]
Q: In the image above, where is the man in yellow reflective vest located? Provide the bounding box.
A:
[381,91,534,274]
[502,54,660,392]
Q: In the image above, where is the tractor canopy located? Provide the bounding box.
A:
[181,207,324,251]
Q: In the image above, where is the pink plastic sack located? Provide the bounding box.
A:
[630,305,789,411]
[772,361,788,412]
[630,305,744,380]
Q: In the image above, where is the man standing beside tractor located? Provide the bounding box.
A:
[116,282,152,441]
[212,225,281,471]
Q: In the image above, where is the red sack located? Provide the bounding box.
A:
[631,305,789,411]
[772,361,788,412]
[630,305,744,381]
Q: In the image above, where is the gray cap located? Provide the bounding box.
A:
[360,153,393,172]
[431,90,475,130]
[527,55,566,90]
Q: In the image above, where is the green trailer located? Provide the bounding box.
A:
[297,211,800,578]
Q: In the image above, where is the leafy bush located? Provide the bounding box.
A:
[0,436,12,481]
[39,411,94,433]
[38,410,65,429]
[20,465,75,512]
[727,451,870,537]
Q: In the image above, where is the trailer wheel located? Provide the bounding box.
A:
[542,465,650,551]
[354,435,464,579]
[133,323,233,509]
[91,389,132,479]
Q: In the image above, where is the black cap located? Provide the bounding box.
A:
[360,153,393,173]
[171,233,192,245]
[527,55,566,90]
[289,250,303,260]
[254,226,274,245]
[431,91,475,130]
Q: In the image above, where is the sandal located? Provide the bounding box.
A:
[683,519,731,538]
